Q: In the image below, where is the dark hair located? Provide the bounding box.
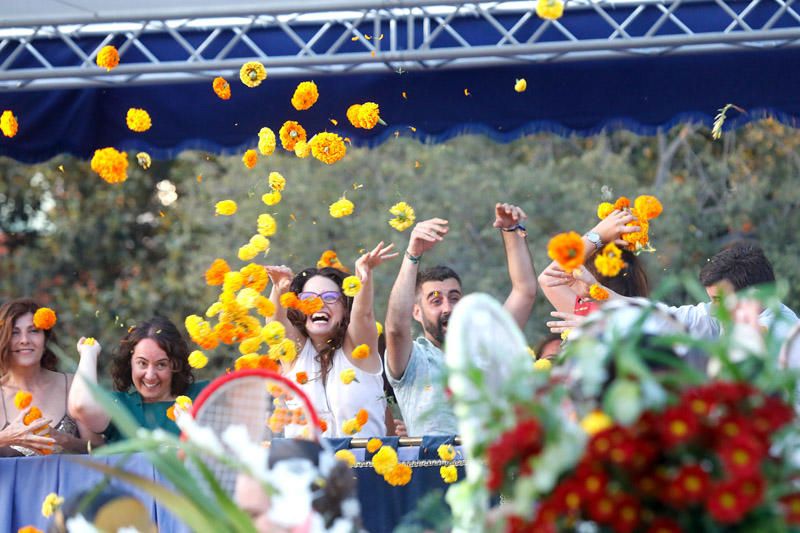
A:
[110,316,194,395]
[48,487,154,533]
[699,243,775,291]
[586,250,650,297]
[415,265,462,293]
[288,267,353,384]
[0,298,59,374]
[534,333,562,360]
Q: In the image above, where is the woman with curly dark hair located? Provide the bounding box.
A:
[69,316,208,443]
[264,241,397,438]
[0,298,100,455]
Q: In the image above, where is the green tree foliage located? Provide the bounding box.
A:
[1,120,799,378]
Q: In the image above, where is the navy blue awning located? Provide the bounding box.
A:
[1,2,799,163]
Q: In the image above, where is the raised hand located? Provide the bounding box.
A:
[540,264,594,299]
[355,242,399,280]
[407,218,449,257]
[590,209,641,247]
[77,337,101,360]
[265,265,294,292]
[493,203,527,230]
[546,311,586,334]
[1,407,55,454]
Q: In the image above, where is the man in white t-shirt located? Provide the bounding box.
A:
[383,203,538,436]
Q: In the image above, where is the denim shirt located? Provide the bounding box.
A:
[385,337,458,437]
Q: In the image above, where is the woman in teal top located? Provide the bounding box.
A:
[69,317,208,443]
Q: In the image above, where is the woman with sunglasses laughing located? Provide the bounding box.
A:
[264,241,398,437]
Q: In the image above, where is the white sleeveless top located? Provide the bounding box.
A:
[288,339,387,438]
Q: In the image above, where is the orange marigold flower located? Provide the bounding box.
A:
[14,391,33,410]
[240,263,269,293]
[291,81,319,111]
[23,406,43,425]
[547,231,585,272]
[589,284,609,301]
[33,307,57,330]
[352,344,369,359]
[319,419,328,432]
[126,108,151,132]
[297,296,323,316]
[212,77,231,100]
[96,45,120,71]
[634,195,663,221]
[279,121,307,151]
[356,408,369,427]
[310,132,347,164]
[17,526,44,533]
[1,110,19,138]
[280,292,300,309]
[166,405,176,421]
[242,149,258,169]
[91,147,129,184]
[614,196,631,210]
[367,438,383,453]
[384,463,412,486]
[622,213,650,251]
[317,250,349,272]
[296,371,309,384]
[205,258,230,286]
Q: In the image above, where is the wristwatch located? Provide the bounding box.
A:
[584,231,603,251]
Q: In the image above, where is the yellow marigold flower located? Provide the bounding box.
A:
[238,244,259,261]
[223,271,244,293]
[589,283,609,301]
[346,104,361,126]
[237,287,261,309]
[91,147,128,184]
[348,101,381,129]
[533,358,552,371]
[352,344,369,360]
[342,275,362,297]
[188,350,208,369]
[514,79,527,93]
[126,108,152,132]
[342,418,361,436]
[268,171,286,191]
[257,213,277,237]
[96,45,120,71]
[291,81,319,111]
[212,76,231,100]
[14,391,33,410]
[239,335,263,355]
[388,201,416,232]
[278,121,307,151]
[215,199,238,216]
[527,346,536,359]
[240,263,268,292]
[206,302,223,317]
[536,0,564,20]
[249,234,270,253]
[262,191,282,206]
[41,492,64,518]
[547,231,585,272]
[329,196,355,218]
[269,338,297,365]
[580,410,613,436]
[594,243,626,277]
[367,438,383,453]
[136,152,151,169]
[261,321,285,345]
[239,61,267,87]
[633,195,663,221]
[294,140,311,158]
[376,321,383,335]
[384,463,412,486]
[242,149,258,169]
[33,308,57,330]
[372,445,399,475]
[597,202,615,220]
[340,368,357,385]
[258,127,276,156]
[235,353,259,371]
[1,110,19,138]
[310,132,347,164]
[440,465,458,484]
[185,315,218,350]
[437,444,456,462]
[280,292,300,310]
[255,296,275,317]
[335,449,357,467]
[561,329,571,341]
[622,212,650,251]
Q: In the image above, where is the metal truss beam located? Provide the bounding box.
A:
[1,0,799,92]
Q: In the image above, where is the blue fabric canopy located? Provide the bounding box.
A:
[1,2,799,163]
